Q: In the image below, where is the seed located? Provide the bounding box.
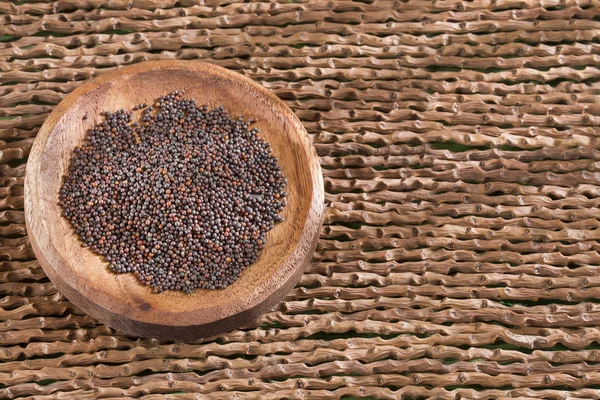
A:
[60,90,287,293]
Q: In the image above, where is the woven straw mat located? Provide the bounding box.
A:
[3,0,600,399]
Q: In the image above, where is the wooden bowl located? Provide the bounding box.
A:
[25,61,324,341]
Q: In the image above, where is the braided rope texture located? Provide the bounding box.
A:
[3,0,600,398]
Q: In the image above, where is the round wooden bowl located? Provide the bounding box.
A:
[25,61,324,341]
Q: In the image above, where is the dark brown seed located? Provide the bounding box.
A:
[60,91,287,294]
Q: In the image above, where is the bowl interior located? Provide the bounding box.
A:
[32,64,315,327]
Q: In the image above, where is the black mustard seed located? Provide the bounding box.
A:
[60,90,287,293]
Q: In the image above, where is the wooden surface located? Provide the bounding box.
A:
[3,0,600,398]
[25,60,324,341]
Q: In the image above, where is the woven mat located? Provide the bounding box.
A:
[2,1,600,399]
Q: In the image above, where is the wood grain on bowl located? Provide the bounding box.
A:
[25,61,324,341]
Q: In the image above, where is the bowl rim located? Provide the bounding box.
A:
[24,60,324,339]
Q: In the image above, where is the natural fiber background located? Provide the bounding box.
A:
[2,0,600,399]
